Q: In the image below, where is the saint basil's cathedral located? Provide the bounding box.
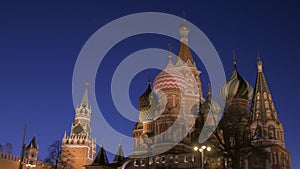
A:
[0,19,290,169]
[63,20,291,169]
[64,20,291,169]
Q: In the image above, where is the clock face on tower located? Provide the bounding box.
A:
[73,124,83,134]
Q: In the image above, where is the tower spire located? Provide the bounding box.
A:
[232,49,237,65]
[176,19,194,67]
[112,142,125,165]
[179,12,189,45]
[92,145,109,166]
[147,71,151,84]
[168,43,173,56]
[257,51,263,72]
[250,54,285,147]
[81,81,89,106]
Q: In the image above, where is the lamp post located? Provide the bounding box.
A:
[194,145,211,169]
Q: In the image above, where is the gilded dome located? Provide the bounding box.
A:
[221,64,253,100]
[179,22,190,32]
[153,56,187,91]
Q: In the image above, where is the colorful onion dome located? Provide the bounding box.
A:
[138,82,159,122]
[221,63,253,100]
[153,56,187,91]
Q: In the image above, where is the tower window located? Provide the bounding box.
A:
[268,125,276,139]
[149,158,153,165]
[134,159,139,166]
[255,126,262,140]
[140,159,145,166]
[174,156,179,164]
[161,156,166,163]
[155,156,160,163]
[257,92,260,100]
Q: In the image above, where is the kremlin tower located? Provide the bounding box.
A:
[62,82,96,169]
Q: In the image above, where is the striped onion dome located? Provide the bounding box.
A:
[221,63,253,100]
[153,56,187,91]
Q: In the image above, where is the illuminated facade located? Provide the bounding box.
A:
[118,21,290,169]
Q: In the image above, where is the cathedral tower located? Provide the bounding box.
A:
[62,82,96,169]
[153,54,189,153]
[132,81,156,156]
[220,56,254,169]
[175,21,204,145]
[249,56,291,169]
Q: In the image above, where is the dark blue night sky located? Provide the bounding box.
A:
[0,1,299,168]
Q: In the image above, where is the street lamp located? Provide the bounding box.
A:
[194,145,211,169]
[25,161,36,169]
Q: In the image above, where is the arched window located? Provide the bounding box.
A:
[140,159,145,166]
[263,92,268,99]
[134,159,139,166]
[155,156,160,163]
[268,125,276,139]
[283,157,286,169]
[174,156,179,164]
[255,126,262,140]
[257,92,261,100]
[161,156,166,163]
[265,101,269,109]
[149,158,153,165]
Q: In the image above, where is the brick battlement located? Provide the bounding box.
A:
[0,153,20,162]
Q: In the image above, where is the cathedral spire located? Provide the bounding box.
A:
[112,143,125,164]
[25,136,38,161]
[92,145,109,166]
[251,55,276,122]
[250,54,285,148]
[257,51,263,73]
[81,81,89,106]
[175,17,195,67]
[179,12,189,45]
[232,49,237,66]
[26,136,38,149]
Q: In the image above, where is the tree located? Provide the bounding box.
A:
[0,144,3,153]
[204,103,267,169]
[44,140,73,169]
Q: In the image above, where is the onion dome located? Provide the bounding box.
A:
[153,56,187,91]
[178,20,190,46]
[221,60,253,100]
[138,82,159,122]
[138,82,152,111]
[179,22,190,32]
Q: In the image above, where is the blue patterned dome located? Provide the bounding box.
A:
[221,64,253,100]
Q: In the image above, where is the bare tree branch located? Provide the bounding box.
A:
[44,140,73,169]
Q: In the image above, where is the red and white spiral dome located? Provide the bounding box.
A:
[153,56,187,92]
